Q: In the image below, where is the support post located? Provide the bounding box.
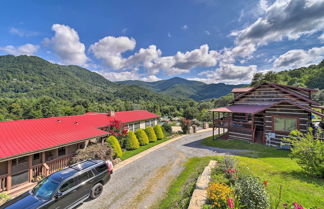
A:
[252,114,255,142]
[218,112,220,136]
[212,111,215,140]
[7,160,12,191]
[41,152,45,176]
[28,155,33,182]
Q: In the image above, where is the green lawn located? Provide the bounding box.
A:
[201,137,324,208]
[158,157,217,209]
[159,137,324,208]
[121,138,170,160]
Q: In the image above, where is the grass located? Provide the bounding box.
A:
[158,157,218,209]
[121,138,170,160]
[201,137,324,208]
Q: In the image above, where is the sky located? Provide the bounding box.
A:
[0,0,324,84]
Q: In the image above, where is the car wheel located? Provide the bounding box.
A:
[90,183,103,199]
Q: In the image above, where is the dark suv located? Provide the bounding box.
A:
[1,159,113,209]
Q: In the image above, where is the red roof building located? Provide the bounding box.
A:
[0,110,159,193]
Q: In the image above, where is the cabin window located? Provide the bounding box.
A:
[58,147,66,156]
[274,117,298,133]
[145,120,151,127]
[12,156,28,166]
[33,153,40,161]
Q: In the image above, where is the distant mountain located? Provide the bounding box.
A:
[119,77,245,100]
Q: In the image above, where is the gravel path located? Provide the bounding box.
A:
[78,130,247,209]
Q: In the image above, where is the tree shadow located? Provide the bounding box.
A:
[276,169,324,187]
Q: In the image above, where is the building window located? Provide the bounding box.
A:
[33,153,40,161]
[128,123,134,132]
[274,117,298,133]
[58,147,66,156]
[134,122,140,131]
[12,156,28,166]
[145,120,151,127]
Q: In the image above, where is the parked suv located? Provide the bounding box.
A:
[1,159,113,209]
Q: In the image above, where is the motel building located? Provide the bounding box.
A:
[0,110,159,195]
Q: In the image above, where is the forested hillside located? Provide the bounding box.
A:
[251,60,324,103]
[0,55,193,121]
[119,77,245,100]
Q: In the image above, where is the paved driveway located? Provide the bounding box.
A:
[78,130,245,209]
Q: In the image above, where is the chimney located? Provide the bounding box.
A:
[107,110,115,116]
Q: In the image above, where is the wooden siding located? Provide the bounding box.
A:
[234,84,309,106]
[263,103,311,146]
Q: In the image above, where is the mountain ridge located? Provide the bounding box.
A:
[118,77,245,100]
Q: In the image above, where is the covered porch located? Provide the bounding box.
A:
[210,105,270,143]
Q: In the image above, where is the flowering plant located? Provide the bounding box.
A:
[207,183,233,208]
[105,120,128,146]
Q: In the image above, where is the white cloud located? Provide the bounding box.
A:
[182,25,189,31]
[9,27,38,37]
[89,36,136,69]
[96,70,161,82]
[319,33,324,43]
[273,46,324,69]
[189,64,257,84]
[44,24,88,66]
[168,32,172,38]
[230,0,324,60]
[0,43,39,55]
[259,0,269,11]
[205,30,211,35]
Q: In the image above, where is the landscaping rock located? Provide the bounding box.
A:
[195,166,211,190]
[208,160,217,169]
[188,189,207,209]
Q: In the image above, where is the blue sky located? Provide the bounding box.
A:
[0,0,324,84]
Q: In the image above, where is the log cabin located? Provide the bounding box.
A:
[0,110,159,195]
[211,82,324,146]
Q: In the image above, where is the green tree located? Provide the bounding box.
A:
[106,136,123,158]
[135,129,149,146]
[145,126,157,142]
[154,125,164,140]
[125,131,140,150]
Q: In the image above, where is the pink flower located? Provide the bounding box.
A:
[227,198,234,209]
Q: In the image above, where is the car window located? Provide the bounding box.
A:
[79,171,93,183]
[95,164,107,173]
[60,177,78,192]
[32,177,59,200]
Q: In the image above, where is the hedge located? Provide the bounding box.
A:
[106,135,123,158]
[135,129,149,146]
[125,131,140,150]
[145,126,157,142]
[154,125,164,140]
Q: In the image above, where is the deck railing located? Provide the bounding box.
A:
[32,164,43,179]
[0,174,8,192]
[47,155,72,175]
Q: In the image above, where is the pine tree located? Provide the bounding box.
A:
[154,125,164,140]
[106,136,123,158]
[145,126,157,142]
[135,129,149,146]
[125,131,140,150]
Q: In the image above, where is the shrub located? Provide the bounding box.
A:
[105,119,128,147]
[0,193,10,205]
[162,123,172,136]
[145,126,157,142]
[125,131,140,150]
[283,128,324,177]
[106,136,123,158]
[135,129,149,146]
[180,118,192,134]
[207,182,233,208]
[71,143,113,163]
[154,125,165,140]
[235,175,269,209]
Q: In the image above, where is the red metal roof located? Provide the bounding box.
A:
[0,110,159,159]
[231,88,253,93]
[210,104,271,114]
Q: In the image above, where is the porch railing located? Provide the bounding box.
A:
[0,174,8,192]
[47,155,72,175]
[32,164,43,179]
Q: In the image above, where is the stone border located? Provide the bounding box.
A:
[188,160,217,209]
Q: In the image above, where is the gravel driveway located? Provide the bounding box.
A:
[78,130,246,209]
